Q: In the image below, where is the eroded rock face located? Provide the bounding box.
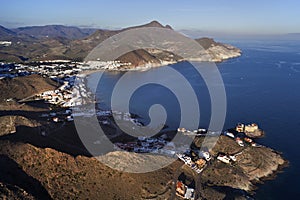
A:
[196,37,242,62]
[206,44,242,62]
[236,147,285,181]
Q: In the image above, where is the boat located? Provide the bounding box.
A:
[224,131,235,138]
[236,137,245,147]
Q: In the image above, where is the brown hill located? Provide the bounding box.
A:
[117,48,183,68]
[65,21,171,61]
[0,140,181,200]
[0,74,59,102]
[117,49,160,67]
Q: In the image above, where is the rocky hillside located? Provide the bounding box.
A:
[0,21,241,63]
[0,74,59,102]
[116,48,183,68]
[196,38,241,62]
[195,136,286,193]
[0,140,181,200]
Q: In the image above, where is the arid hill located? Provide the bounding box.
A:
[0,140,182,200]
[0,74,59,102]
[116,48,183,68]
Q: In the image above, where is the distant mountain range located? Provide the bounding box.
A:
[0,21,241,63]
[12,25,96,39]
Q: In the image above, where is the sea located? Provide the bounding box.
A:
[88,38,300,199]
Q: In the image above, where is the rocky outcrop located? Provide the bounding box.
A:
[196,37,241,62]
[195,136,286,193]
[0,116,40,136]
[206,44,241,62]
[236,147,285,182]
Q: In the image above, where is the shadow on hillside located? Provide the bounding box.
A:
[0,154,52,199]
[0,110,51,121]
[210,185,254,200]
[0,124,92,157]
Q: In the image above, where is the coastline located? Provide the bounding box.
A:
[79,50,241,75]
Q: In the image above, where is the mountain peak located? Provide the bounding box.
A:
[148,20,163,26]
[121,21,173,31]
[0,25,16,40]
[145,20,173,30]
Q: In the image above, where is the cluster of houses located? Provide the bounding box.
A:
[176,153,208,174]
[216,153,237,164]
[177,127,223,137]
[113,136,190,156]
[236,123,259,133]
[40,109,73,124]
[174,123,262,169]
[0,62,80,79]
[177,127,207,136]
[176,181,195,200]
[223,129,258,147]
[0,60,132,80]
[37,81,74,107]
[84,60,132,70]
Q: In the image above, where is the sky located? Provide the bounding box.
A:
[1,0,300,35]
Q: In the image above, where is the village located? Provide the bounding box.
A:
[0,60,131,79]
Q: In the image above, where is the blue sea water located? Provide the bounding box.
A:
[90,38,300,199]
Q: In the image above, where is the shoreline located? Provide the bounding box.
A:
[249,159,289,194]
[78,53,241,75]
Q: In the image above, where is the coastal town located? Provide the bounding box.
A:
[0,60,136,80]
[0,59,285,200]
[0,5,293,197]
[0,60,275,196]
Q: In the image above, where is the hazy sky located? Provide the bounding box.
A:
[1,0,299,35]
